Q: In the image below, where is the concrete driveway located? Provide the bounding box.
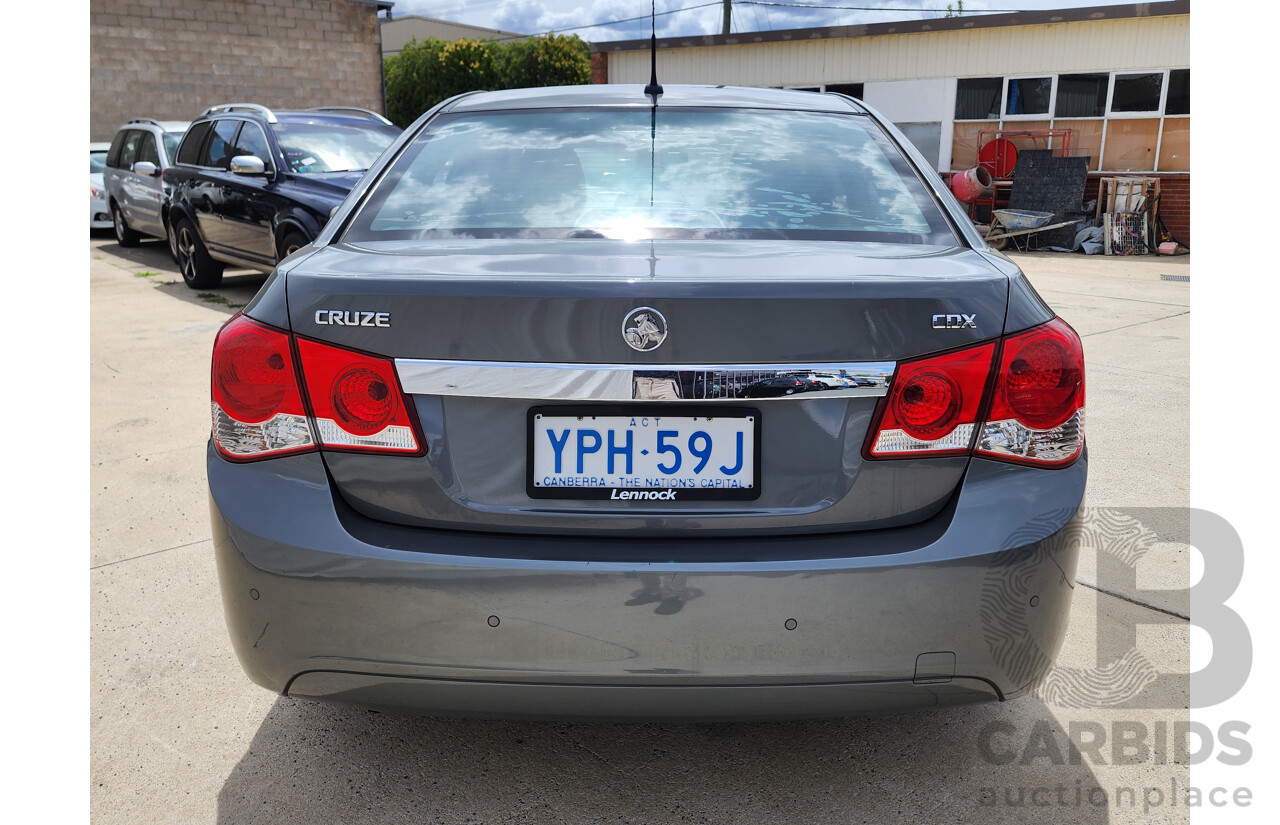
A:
[90,235,1191,824]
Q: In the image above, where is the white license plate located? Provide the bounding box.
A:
[528,407,759,500]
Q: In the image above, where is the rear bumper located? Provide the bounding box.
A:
[209,445,1086,719]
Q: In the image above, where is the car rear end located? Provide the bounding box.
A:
[90,143,111,229]
[207,86,1086,720]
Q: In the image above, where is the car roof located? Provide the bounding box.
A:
[117,119,190,133]
[201,110,396,128]
[445,84,869,114]
[272,111,398,127]
[90,142,111,151]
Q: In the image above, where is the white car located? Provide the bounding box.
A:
[90,142,111,230]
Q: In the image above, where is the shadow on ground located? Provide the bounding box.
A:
[91,236,267,314]
[217,697,1109,824]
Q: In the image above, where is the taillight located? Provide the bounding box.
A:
[210,315,315,461]
[295,337,422,454]
[865,317,1085,467]
[867,341,996,457]
[976,318,1085,466]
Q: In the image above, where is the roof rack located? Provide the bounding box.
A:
[307,107,393,126]
[126,117,166,129]
[201,103,277,123]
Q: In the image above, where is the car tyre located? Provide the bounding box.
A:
[276,229,310,263]
[174,216,224,289]
[111,203,141,247]
[165,218,180,264]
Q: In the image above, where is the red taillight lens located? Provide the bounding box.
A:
[210,315,314,461]
[295,337,422,454]
[992,320,1084,430]
[213,325,289,423]
[977,318,1085,466]
[332,366,395,434]
[866,317,1085,467]
[867,341,996,457]
[893,369,961,439]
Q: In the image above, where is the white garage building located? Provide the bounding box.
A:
[591,0,1191,242]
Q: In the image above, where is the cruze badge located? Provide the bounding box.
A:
[932,313,976,330]
[623,307,667,351]
[315,310,390,327]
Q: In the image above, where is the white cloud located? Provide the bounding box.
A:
[388,1,1128,42]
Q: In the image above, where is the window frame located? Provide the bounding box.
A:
[954,76,1004,121]
[1105,68,1170,119]
[117,130,143,170]
[199,119,245,171]
[231,120,276,175]
[175,120,214,167]
[949,67,1189,173]
[135,131,160,167]
[1002,74,1056,120]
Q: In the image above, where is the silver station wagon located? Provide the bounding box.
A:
[208,84,1087,720]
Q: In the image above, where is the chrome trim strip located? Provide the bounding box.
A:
[395,359,895,401]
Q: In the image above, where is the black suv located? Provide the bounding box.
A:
[163,104,401,288]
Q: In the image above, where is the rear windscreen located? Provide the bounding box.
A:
[343,108,955,245]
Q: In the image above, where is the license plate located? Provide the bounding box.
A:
[527,406,760,500]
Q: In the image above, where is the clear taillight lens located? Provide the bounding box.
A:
[867,341,996,457]
[210,315,315,461]
[977,318,1085,466]
[295,337,422,454]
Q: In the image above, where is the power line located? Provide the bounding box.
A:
[490,1,1036,43]
[490,1,724,40]
[742,2,1026,10]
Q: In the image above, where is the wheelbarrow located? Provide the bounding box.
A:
[984,209,1079,251]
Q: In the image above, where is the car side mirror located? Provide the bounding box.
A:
[230,155,267,176]
[133,161,158,177]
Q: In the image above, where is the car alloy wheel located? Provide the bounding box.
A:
[176,225,196,283]
[112,204,139,247]
[174,218,223,289]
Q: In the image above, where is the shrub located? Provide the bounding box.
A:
[384,34,592,128]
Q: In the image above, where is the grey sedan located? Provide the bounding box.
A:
[207,84,1086,720]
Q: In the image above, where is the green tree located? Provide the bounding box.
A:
[384,34,592,128]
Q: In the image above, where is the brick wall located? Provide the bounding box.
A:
[91,0,385,141]
[1084,174,1191,247]
[590,51,609,84]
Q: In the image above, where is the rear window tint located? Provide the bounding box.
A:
[176,121,212,165]
[344,108,954,245]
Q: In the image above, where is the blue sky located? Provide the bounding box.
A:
[386,1,1129,42]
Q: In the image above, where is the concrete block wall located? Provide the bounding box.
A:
[91,0,385,141]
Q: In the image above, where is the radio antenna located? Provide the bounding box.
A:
[643,0,663,100]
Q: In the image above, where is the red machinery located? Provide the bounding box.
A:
[968,128,1074,220]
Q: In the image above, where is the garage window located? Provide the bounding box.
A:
[1111,73,1164,113]
[1165,69,1189,115]
[1005,77,1052,116]
[955,77,1002,119]
[1055,74,1108,118]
